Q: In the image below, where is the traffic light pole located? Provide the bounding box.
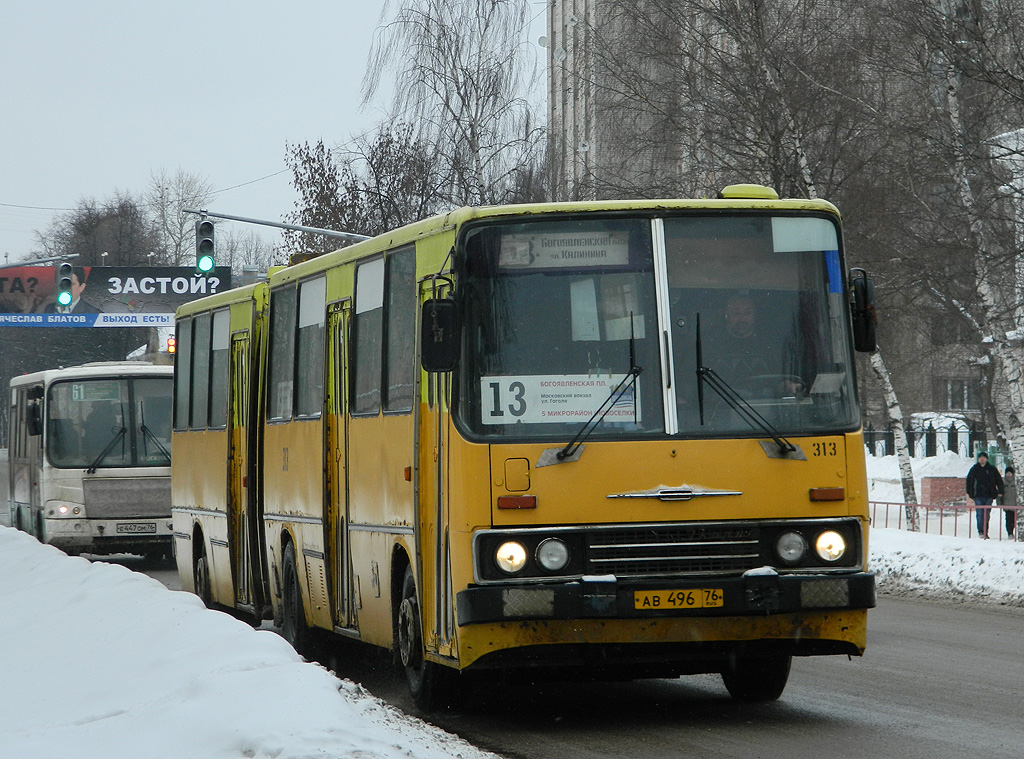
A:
[0,253,78,270]
[182,209,371,243]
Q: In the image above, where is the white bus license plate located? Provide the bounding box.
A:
[116,522,157,534]
[634,588,724,610]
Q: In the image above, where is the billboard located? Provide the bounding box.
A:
[0,266,232,327]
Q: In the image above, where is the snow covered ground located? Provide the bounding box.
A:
[0,526,497,759]
[1,451,1022,758]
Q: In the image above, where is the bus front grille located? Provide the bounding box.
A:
[83,477,171,519]
[585,525,761,577]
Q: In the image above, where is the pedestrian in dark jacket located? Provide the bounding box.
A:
[1002,466,1017,539]
[966,452,1004,539]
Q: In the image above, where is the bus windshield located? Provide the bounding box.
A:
[47,377,173,469]
[456,214,859,441]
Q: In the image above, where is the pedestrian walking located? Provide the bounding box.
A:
[965,452,1003,539]
[1004,466,1020,541]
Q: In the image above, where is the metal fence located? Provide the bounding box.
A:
[863,422,986,458]
[870,501,1023,541]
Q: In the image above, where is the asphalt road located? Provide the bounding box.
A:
[139,558,1022,759]
[320,594,1024,759]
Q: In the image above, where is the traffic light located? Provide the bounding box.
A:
[55,262,74,308]
[195,219,215,275]
[166,335,177,354]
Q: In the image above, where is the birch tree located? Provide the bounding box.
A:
[871,351,920,528]
[363,0,545,206]
[871,0,1024,475]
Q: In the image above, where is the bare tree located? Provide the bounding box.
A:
[865,0,1024,473]
[145,170,215,266]
[363,0,546,206]
[218,228,281,276]
[39,192,164,266]
[283,125,451,257]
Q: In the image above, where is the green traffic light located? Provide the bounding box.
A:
[56,262,74,307]
[197,254,215,273]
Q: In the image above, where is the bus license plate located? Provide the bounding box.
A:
[116,522,156,534]
[634,588,724,610]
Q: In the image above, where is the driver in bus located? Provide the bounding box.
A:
[710,293,802,398]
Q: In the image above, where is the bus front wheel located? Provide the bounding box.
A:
[721,653,792,702]
[397,565,452,710]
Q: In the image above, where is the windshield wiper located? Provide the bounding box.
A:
[140,425,171,463]
[695,314,796,455]
[138,403,171,463]
[86,427,127,474]
[547,315,643,465]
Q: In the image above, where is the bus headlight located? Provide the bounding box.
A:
[495,541,528,574]
[815,530,847,562]
[775,531,808,565]
[536,538,570,572]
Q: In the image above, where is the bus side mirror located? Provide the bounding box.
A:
[27,400,43,437]
[420,299,460,373]
[850,268,877,353]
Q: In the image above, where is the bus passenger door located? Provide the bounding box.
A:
[418,281,455,657]
[229,332,256,608]
[326,303,353,629]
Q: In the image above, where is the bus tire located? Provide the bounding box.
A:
[281,543,309,656]
[397,565,452,711]
[721,653,792,702]
[194,551,213,607]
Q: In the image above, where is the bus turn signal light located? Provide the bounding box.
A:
[497,495,537,510]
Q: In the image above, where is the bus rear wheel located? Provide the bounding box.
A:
[281,543,309,656]
[397,565,452,711]
[194,551,212,607]
[721,653,792,702]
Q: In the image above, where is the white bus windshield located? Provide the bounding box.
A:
[456,214,859,441]
[46,377,173,469]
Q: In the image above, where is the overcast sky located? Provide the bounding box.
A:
[2,2,544,263]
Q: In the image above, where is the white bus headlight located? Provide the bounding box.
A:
[775,531,808,565]
[536,538,570,572]
[815,530,847,562]
[495,541,528,574]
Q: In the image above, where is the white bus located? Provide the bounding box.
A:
[8,362,174,558]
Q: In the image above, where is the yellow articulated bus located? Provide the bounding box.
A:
[172,185,878,709]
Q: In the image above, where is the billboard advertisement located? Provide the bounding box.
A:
[0,266,232,327]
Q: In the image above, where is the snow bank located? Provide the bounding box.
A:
[871,527,1024,606]
[0,526,497,759]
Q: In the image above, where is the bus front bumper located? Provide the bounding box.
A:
[45,517,174,554]
[456,570,876,626]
